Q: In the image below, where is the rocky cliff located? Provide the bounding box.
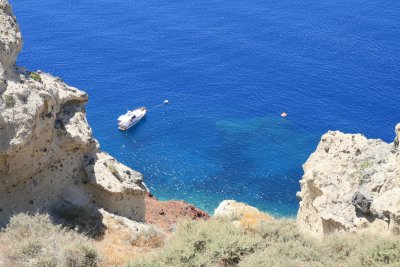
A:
[297,126,400,237]
[0,0,147,226]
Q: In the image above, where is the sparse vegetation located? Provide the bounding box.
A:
[127,218,400,267]
[129,224,165,248]
[128,218,266,267]
[349,160,373,185]
[0,213,99,267]
[3,94,15,108]
[1,213,399,267]
[29,71,42,82]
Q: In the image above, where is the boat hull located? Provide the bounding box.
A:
[118,118,142,131]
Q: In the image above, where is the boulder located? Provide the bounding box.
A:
[297,128,400,237]
[214,200,273,229]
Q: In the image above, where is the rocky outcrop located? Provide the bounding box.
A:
[0,0,21,92]
[0,0,147,226]
[214,200,273,229]
[297,127,400,237]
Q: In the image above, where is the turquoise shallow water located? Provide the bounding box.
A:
[10,0,400,216]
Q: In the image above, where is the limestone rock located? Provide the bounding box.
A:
[0,0,147,226]
[394,123,400,149]
[214,200,273,229]
[83,152,148,220]
[352,191,372,214]
[0,0,21,91]
[297,128,400,237]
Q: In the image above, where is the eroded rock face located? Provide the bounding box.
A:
[297,128,400,237]
[0,0,147,226]
[0,0,21,91]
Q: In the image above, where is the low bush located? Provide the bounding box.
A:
[128,218,400,267]
[3,94,15,108]
[129,224,165,248]
[0,213,99,267]
[128,218,265,267]
[29,72,42,82]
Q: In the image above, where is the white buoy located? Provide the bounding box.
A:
[281,112,288,118]
[147,100,169,112]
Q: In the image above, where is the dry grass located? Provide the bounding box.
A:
[127,218,400,267]
[94,214,164,267]
[0,213,99,267]
[128,218,265,267]
[2,213,399,267]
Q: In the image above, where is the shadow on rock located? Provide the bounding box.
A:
[53,203,106,239]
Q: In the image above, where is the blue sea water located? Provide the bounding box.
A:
[10,0,400,216]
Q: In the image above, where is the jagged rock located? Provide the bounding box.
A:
[83,152,148,220]
[0,0,147,226]
[352,191,372,214]
[296,191,302,201]
[0,0,21,92]
[394,123,400,149]
[297,128,400,237]
[214,200,273,229]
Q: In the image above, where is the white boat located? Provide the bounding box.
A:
[118,107,147,130]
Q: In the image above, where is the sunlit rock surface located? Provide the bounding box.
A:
[297,127,400,237]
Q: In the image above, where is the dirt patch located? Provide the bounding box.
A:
[145,193,209,231]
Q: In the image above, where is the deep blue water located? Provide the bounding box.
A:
[10,0,400,216]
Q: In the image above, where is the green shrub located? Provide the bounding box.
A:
[360,239,400,266]
[65,244,98,267]
[128,218,400,267]
[29,72,42,82]
[0,213,99,267]
[239,220,324,267]
[3,94,15,108]
[128,219,265,267]
[129,224,165,248]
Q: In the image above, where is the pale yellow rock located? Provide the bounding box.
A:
[214,200,273,229]
[297,128,400,237]
[84,152,148,220]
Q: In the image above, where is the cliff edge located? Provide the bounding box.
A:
[297,125,400,237]
[0,0,147,226]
